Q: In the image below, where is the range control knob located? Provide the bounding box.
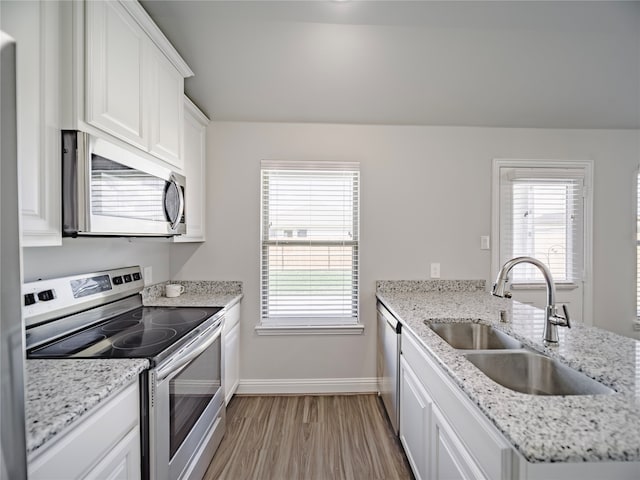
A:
[132,272,141,281]
[37,289,55,301]
[123,274,132,283]
[24,293,36,306]
[112,276,123,285]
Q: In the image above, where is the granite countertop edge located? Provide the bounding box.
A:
[25,359,149,458]
[375,281,640,464]
[141,280,243,308]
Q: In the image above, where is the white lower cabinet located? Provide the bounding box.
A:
[28,382,141,480]
[400,357,431,480]
[400,328,512,480]
[223,302,241,404]
[431,405,486,480]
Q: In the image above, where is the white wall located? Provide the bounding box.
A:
[23,237,171,283]
[170,121,639,383]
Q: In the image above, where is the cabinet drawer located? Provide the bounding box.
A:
[402,329,512,480]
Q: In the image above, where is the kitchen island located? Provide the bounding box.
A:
[377,280,640,478]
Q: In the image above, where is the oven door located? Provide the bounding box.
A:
[150,321,225,480]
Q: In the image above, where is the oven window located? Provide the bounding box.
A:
[169,338,221,458]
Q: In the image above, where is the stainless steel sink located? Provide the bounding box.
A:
[429,322,523,350]
[464,351,614,396]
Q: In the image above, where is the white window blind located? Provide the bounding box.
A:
[260,161,359,326]
[499,167,584,284]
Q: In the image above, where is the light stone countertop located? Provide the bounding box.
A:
[141,280,243,309]
[25,359,148,458]
[376,280,640,464]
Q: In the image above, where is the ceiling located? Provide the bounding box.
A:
[141,0,640,129]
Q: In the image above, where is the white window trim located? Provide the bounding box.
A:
[257,160,363,336]
[255,324,365,335]
[491,159,594,326]
[635,167,640,331]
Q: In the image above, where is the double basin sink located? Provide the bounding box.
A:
[428,322,613,396]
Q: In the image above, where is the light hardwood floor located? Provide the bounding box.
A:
[204,394,414,480]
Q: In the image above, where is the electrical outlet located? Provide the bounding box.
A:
[481,235,490,250]
[430,263,441,278]
[143,266,153,286]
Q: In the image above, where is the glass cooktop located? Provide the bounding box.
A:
[27,306,223,360]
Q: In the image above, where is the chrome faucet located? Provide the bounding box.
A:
[492,256,570,344]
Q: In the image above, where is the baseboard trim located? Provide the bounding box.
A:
[236,377,378,395]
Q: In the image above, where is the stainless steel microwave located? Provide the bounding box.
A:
[62,131,186,237]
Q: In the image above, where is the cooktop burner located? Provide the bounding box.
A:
[113,328,177,350]
[27,306,223,360]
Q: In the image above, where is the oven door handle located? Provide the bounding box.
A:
[156,321,223,382]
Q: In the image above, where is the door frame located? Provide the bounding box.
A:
[491,158,594,326]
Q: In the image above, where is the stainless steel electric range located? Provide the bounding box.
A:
[24,266,226,480]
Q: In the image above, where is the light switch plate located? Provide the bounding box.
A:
[430,263,441,278]
[143,266,153,286]
[480,235,490,250]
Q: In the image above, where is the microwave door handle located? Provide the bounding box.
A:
[77,132,91,231]
[176,178,185,228]
[164,175,184,231]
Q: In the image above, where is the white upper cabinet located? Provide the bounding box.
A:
[3,0,191,247]
[174,96,208,243]
[148,48,184,169]
[78,0,193,169]
[1,0,62,247]
[85,0,147,150]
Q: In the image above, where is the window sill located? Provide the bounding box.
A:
[255,324,365,336]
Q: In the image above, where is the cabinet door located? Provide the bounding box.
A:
[175,97,208,242]
[82,427,141,480]
[431,406,487,480]
[400,356,431,480]
[1,0,62,246]
[223,303,241,404]
[85,0,147,150]
[148,49,184,168]
[224,321,240,404]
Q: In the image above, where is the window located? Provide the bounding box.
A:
[259,161,361,333]
[498,167,584,284]
[492,160,592,324]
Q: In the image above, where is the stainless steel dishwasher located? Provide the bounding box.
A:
[377,301,401,435]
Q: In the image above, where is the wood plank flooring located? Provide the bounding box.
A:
[203,394,414,480]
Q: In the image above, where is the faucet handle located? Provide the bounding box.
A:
[562,304,571,328]
[550,304,571,328]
